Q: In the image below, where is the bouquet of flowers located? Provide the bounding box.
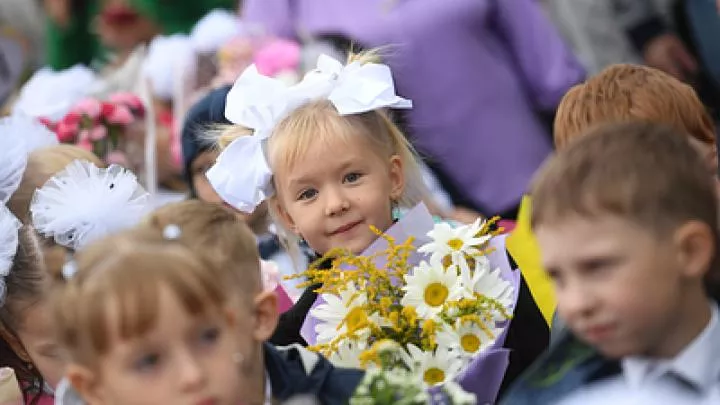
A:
[350,341,476,405]
[40,92,145,166]
[295,207,516,398]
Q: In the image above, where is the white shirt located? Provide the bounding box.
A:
[557,302,720,405]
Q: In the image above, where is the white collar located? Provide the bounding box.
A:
[622,302,720,392]
[265,373,272,405]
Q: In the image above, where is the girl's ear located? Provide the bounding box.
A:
[388,155,405,201]
[67,364,105,405]
[252,291,279,342]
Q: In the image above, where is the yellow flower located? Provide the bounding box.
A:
[418,220,492,271]
[311,283,375,343]
[436,320,503,358]
[404,344,463,387]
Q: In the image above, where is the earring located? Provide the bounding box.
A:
[391,200,401,221]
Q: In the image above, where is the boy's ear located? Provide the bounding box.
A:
[388,155,405,201]
[674,220,715,279]
[252,291,279,342]
[67,364,105,405]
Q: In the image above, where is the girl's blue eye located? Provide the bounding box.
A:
[298,188,318,201]
[198,326,221,347]
[133,353,161,372]
[344,172,362,183]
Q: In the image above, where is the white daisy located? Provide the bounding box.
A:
[328,339,365,369]
[436,319,503,360]
[401,260,463,319]
[464,262,515,313]
[310,282,375,344]
[404,344,463,387]
[418,220,492,270]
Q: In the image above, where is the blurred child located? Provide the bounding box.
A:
[52,227,245,405]
[0,205,59,404]
[54,225,363,405]
[502,122,720,404]
[144,200,318,345]
[508,63,719,332]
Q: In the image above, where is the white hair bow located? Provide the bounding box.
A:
[30,160,150,251]
[0,114,59,203]
[0,204,20,307]
[207,54,411,213]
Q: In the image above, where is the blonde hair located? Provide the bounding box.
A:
[142,200,262,301]
[554,64,716,150]
[52,227,229,369]
[217,51,427,235]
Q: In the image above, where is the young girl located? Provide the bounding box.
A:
[52,227,246,405]
[0,203,59,404]
[208,52,549,394]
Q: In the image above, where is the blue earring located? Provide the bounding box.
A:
[391,200,401,221]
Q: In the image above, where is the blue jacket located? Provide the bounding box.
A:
[265,343,364,405]
[501,296,720,404]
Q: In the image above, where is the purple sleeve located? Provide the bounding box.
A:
[491,0,585,110]
[241,0,297,39]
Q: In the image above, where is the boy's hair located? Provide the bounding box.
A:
[532,122,719,291]
[53,227,230,369]
[554,64,716,150]
[142,200,262,301]
[0,225,47,394]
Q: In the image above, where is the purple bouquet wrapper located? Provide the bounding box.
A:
[300,205,523,404]
[301,203,436,344]
[454,234,521,404]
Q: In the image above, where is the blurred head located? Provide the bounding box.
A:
[54,228,252,405]
[0,225,62,393]
[533,122,718,359]
[554,64,717,178]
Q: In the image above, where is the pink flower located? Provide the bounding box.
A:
[254,38,301,77]
[71,98,102,119]
[88,125,108,141]
[108,92,144,113]
[77,139,93,152]
[37,117,54,128]
[105,150,129,166]
[55,120,79,143]
[105,104,134,126]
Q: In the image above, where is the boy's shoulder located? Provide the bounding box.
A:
[500,330,620,405]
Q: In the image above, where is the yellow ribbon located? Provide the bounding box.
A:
[507,195,556,325]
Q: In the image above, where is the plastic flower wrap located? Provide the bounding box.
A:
[40,92,145,166]
[294,205,515,395]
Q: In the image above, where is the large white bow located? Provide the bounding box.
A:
[207,54,411,213]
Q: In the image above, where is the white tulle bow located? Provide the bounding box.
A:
[207,54,411,213]
[0,204,20,307]
[30,160,150,250]
[0,115,59,203]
